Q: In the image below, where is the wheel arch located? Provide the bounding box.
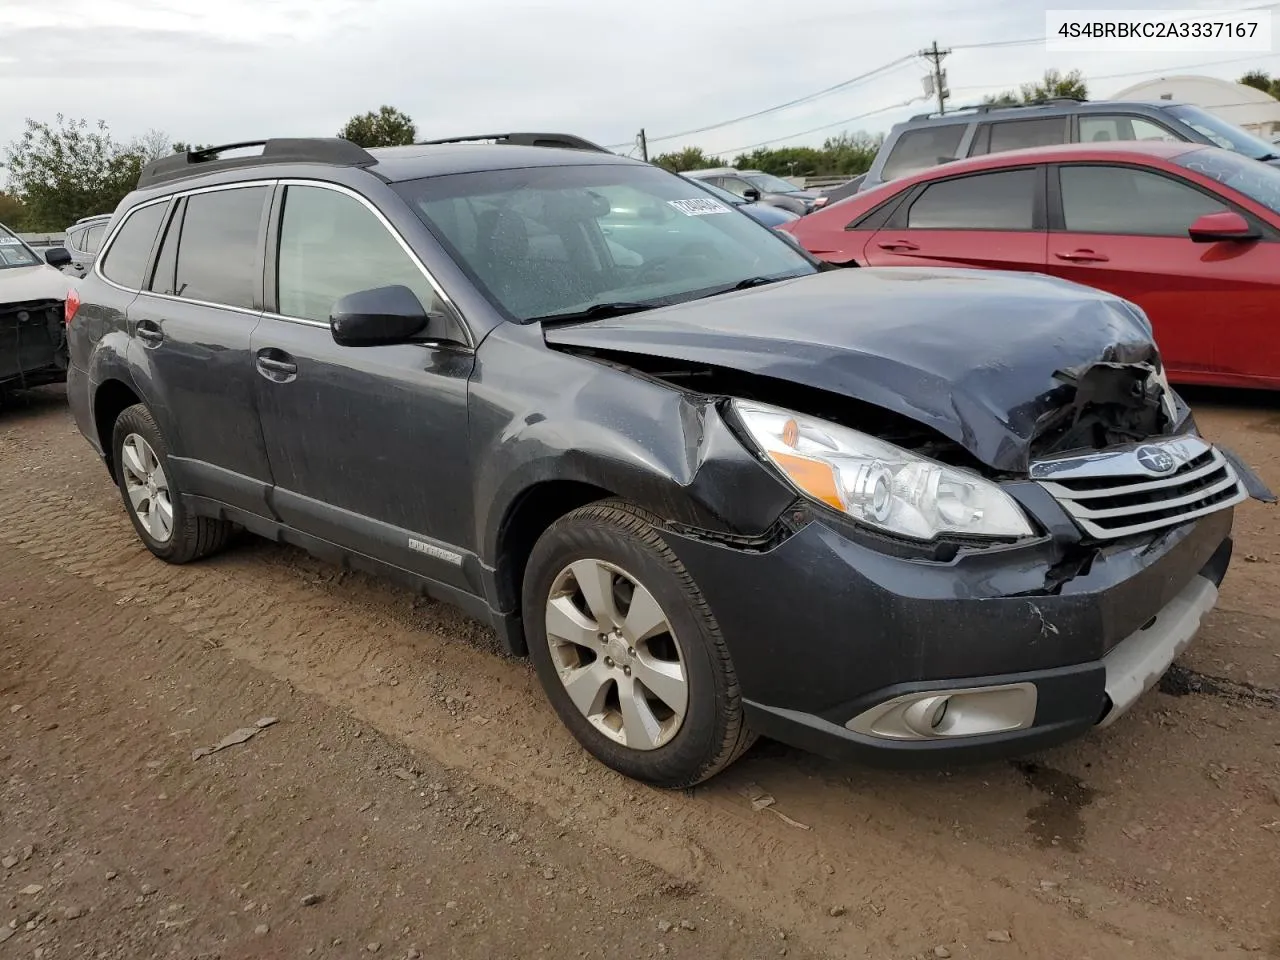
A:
[93,378,143,481]
[491,479,616,655]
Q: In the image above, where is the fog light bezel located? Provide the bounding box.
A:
[845,682,1038,741]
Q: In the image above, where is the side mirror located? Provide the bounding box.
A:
[1188,211,1258,243]
[742,187,762,202]
[330,285,430,347]
[43,247,72,268]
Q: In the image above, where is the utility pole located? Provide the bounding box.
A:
[920,41,951,115]
[638,128,648,162]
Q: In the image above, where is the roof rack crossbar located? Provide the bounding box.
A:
[137,137,378,190]
[416,132,611,153]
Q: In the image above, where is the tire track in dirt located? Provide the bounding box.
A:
[1,400,1273,958]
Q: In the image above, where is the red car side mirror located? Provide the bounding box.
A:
[1188,211,1259,243]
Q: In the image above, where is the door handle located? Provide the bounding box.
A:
[877,239,919,252]
[257,357,297,375]
[135,321,164,346]
[255,350,298,382]
[1055,249,1109,263]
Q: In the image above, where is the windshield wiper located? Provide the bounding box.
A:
[533,301,655,325]
[731,276,782,290]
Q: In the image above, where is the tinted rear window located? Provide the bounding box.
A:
[881,125,966,180]
[973,117,1067,155]
[173,187,269,309]
[905,169,1037,229]
[100,203,167,289]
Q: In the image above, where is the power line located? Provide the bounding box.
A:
[603,54,917,149]
[709,98,926,156]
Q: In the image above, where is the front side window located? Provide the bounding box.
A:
[100,202,167,288]
[0,225,41,268]
[905,169,1037,230]
[744,173,800,194]
[1176,146,1280,215]
[718,176,754,198]
[173,187,269,309]
[881,125,966,180]
[1059,165,1227,235]
[395,163,814,322]
[1079,115,1178,144]
[276,185,447,323]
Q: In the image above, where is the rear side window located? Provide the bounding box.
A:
[881,125,966,180]
[173,187,269,309]
[83,223,106,254]
[275,184,446,323]
[1059,165,1227,236]
[100,203,167,289]
[905,169,1037,230]
[973,117,1067,156]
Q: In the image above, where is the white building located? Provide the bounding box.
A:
[1109,75,1280,139]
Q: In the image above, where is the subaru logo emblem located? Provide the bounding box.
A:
[1135,445,1177,475]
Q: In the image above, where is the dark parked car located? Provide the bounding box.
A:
[1,222,74,396]
[859,97,1280,193]
[61,214,112,278]
[785,141,1280,389]
[67,135,1270,787]
[684,167,826,215]
[681,176,800,228]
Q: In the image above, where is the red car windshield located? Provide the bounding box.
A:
[1176,147,1280,215]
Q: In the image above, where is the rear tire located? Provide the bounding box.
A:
[111,403,232,564]
[523,499,755,787]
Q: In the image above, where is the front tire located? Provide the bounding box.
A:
[111,403,232,564]
[523,499,755,787]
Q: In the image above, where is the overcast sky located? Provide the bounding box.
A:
[3,0,1279,166]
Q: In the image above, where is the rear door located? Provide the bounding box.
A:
[123,183,275,516]
[865,166,1049,271]
[1046,162,1280,385]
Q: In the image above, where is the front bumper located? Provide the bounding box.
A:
[663,507,1234,765]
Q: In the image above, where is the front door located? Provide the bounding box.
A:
[251,181,477,589]
[1047,162,1280,386]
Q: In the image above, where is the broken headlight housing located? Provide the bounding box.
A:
[732,400,1034,541]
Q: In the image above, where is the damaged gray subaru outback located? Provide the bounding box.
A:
[66,134,1273,787]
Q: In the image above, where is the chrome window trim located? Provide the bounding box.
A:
[93,176,473,348]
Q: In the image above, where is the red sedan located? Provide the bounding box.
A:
[783,141,1280,389]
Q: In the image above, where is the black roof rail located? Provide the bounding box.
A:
[909,96,1089,122]
[416,132,612,153]
[137,138,378,190]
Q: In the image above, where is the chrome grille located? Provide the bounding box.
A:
[1030,435,1245,540]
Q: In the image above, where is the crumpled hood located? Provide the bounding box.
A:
[543,268,1161,473]
[0,264,73,304]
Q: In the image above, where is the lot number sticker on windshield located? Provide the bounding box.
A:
[0,237,21,245]
[668,198,731,216]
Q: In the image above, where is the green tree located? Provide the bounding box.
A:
[0,192,28,229]
[984,69,1088,106]
[1,115,146,230]
[651,146,727,172]
[171,141,214,155]
[1238,70,1280,98]
[338,106,417,147]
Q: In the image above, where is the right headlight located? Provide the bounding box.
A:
[732,400,1034,541]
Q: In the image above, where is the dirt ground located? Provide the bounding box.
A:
[1,385,1278,960]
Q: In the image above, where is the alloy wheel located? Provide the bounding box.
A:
[544,558,689,750]
[120,433,174,543]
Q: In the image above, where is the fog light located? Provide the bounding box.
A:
[846,683,1037,741]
